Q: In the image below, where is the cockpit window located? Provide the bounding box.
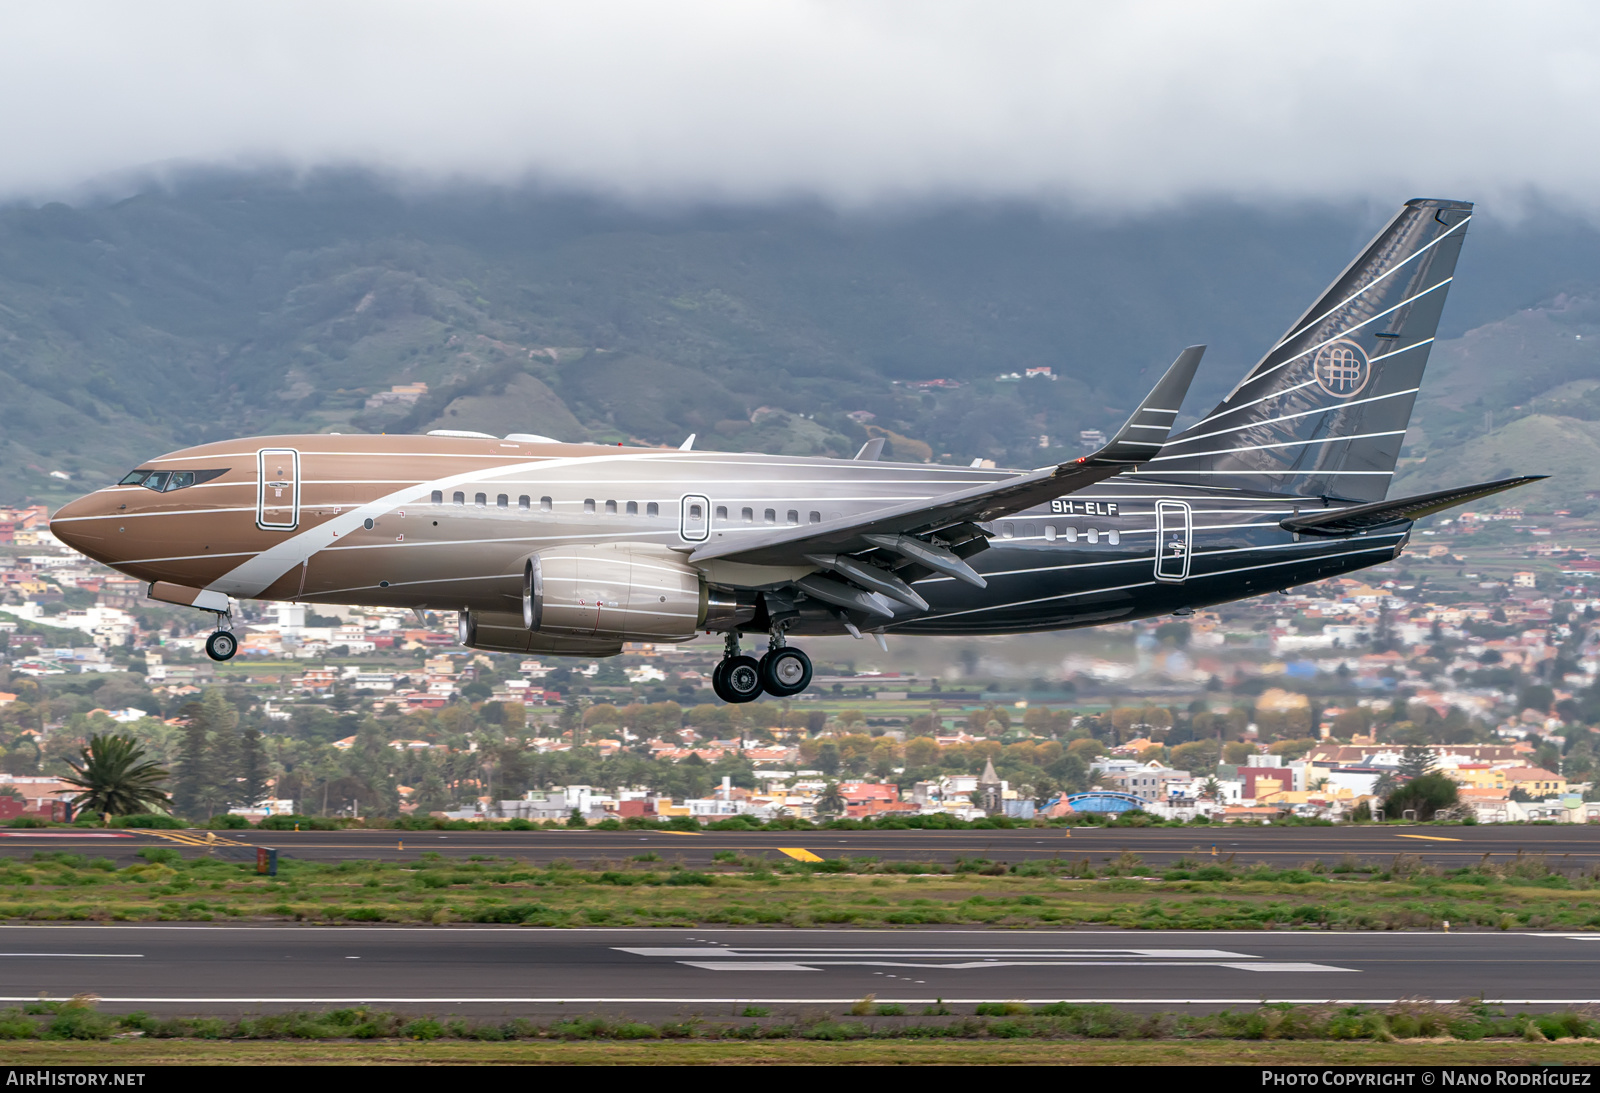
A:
[118,468,228,492]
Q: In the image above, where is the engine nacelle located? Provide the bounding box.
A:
[458,609,624,657]
[524,543,706,642]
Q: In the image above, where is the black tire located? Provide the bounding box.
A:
[205,631,238,662]
[760,647,813,697]
[710,658,731,698]
[719,655,764,703]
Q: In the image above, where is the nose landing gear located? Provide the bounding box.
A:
[711,630,812,703]
[204,616,238,662]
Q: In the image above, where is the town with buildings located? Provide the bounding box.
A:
[1,497,1598,827]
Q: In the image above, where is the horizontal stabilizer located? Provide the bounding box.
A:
[1279,476,1547,537]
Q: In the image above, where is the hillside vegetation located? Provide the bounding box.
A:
[2,171,1598,508]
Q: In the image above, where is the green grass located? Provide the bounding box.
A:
[3,848,1600,930]
[14,1041,1600,1064]
[6,999,1600,1064]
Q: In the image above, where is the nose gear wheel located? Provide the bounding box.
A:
[205,630,238,662]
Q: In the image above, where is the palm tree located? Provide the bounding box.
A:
[61,734,172,820]
[815,781,847,817]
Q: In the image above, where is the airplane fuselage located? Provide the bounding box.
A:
[50,433,1405,643]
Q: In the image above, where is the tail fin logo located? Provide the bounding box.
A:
[1313,340,1371,397]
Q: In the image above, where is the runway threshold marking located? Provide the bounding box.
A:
[616,946,1354,973]
[777,848,823,862]
[142,830,253,848]
[1393,835,1461,843]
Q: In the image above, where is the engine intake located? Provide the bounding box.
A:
[524,543,706,642]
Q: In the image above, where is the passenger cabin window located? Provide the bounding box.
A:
[1086,528,1099,544]
[518,495,530,511]
[809,511,821,524]
[764,508,776,524]
[540,496,553,512]
[1022,522,1035,537]
[453,491,465,505]
[1108,529,1120,545]
[786,509,798,525]
[474,492,487,507]
[431,490,444,504]
[1065,527,1078,542]
[1001,523,1014,539]
[605,500,617,514]
[742,507,754,523]
[689,502,703,519]
[1044,525,1057,541]
[628,501,640,516]
[497,494,508,509]
[646,501,658,517]
[118,468,227,492]
[583,499,595,514]
[715,505,727,520]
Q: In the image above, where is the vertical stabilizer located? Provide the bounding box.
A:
[1136,198,1472,502]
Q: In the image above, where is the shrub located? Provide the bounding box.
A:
[136,847,181,866]
[203,814,251,829]
[403,1019,445,1040]
[665,871,714,887]
[1383,773,1459,822]
[259,814,339,830]
[114,813,186,829]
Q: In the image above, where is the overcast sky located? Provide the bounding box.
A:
[4,1,1599,211]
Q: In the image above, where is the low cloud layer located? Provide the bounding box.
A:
[5,1,1600,210]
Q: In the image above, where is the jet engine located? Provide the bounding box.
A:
[456,543,758,655]
[523,542,754,642]
[523,542,703,642]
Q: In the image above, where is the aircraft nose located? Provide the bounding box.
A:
[49,493,109,556]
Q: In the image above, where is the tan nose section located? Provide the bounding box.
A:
[48,495,105,554]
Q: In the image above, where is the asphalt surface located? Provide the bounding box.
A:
[1,825,1596,870]
[2,926,1598,1015]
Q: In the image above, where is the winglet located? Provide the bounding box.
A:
[1087,345,1204,466]
[679,434,697,451]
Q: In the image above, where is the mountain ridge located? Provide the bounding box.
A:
[1,171,1597,511]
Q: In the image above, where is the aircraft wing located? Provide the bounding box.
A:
[687,346,1203,576]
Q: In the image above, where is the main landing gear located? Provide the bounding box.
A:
[711,631,812,704]
[204,614,238,662]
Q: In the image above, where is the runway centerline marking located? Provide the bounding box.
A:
[1393,834,1461,843]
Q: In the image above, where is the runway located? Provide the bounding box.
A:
[3,926,1599,1014]
[1,825,1596,871]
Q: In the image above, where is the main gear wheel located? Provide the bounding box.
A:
[760,646,812,697]
[713,655,764,703]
